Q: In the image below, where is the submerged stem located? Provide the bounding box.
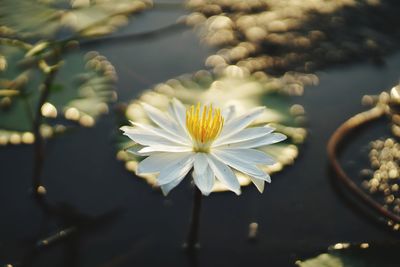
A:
[184,186,202,252]
[32,52,61,202]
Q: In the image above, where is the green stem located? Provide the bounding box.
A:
[184,186,202,252]
[31,53,61,201]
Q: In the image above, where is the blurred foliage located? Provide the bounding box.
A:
[296,242,400,267]
[52,51,118,127]
[185,0,400,74]
[116,66,313,193]
[0,40,117,145]
[0,0,153,39]
[0,0,154,146]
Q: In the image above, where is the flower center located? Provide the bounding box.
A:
[186,103,224,152]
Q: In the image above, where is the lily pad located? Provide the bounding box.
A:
[296,242,400,267]
[116,66,310,193]
[0,0,153,39]
[0,41,117,145]
[49,51,118,127]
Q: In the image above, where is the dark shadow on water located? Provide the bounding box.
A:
[12,202,122,267]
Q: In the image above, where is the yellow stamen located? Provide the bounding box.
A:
[186,103,224,152]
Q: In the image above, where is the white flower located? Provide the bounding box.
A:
[120,99,287,196]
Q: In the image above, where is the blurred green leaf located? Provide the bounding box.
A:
[48,51,117,127]
[50,83,63,93]
[297,254,343,267]
[296,242,400,267]
[0,0,153,39]
[0,42,117,145]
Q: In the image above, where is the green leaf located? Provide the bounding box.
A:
[297,254,343,267]
[50,83,63,93]
[48,51,117,127]
[0,0,153,39]
[0,42,117,145]
[296,242,400,267]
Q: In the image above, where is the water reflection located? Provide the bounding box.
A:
[186,0,400,74]
[7,201,121,267]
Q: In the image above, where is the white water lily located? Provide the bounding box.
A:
[120,99,287,196]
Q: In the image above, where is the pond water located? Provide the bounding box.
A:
[1,2,400,267]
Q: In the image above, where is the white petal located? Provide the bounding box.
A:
[213,148,276,165]
[214,126,275,146]
[212,150,268,180]
[138,145,193,154]
[250,177,265,193]
[221,133,287,149]
[124,140,191,158]
[141,102,184,137]
[193,166,215,196]
[125,122,190,145]
[160,173,186,196]
[157,153,194,185]
[123,131,187,148]
[219,107,265,140]
[126,145,150,156]
[222,105,236,123]
[206,154,241,195]
[263,172,271,183]
[137,152,191,174]
[171,98,188,134]
[193,153,208,175]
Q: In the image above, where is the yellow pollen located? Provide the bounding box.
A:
[186,103,224,150]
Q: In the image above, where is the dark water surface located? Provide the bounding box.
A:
[1,4,400,267]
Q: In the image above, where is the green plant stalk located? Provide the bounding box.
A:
[184,186,202,252]
[31,54,61,201]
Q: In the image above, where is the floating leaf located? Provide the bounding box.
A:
[0,42,37,123]
[0,0,153,39]
[52,51,118,127]
[116,66,310,193]
[296,242,400,267]
[0,125,67,146]
[0,129,34,146]
[0,42,117,145]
